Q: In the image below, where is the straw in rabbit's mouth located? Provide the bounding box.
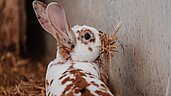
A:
[98,21,123,64]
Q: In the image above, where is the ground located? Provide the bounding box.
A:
[0,52,46,96]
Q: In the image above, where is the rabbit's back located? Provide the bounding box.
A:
[46,61,113,96]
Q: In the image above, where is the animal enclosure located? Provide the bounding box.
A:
[0,0,171,96]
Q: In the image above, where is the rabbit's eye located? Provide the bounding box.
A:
[78,29,95,44]
[84,33,91,40]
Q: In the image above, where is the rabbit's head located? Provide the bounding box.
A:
[70,25,101,62]
[33,1,101,62]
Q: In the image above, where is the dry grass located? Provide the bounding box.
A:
[0,52,46,96]
[99,21,123,65]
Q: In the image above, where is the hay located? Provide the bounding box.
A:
[0,52,46,96]
[99,21,123,65]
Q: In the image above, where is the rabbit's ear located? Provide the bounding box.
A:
[32,1,57,38]
[47,2,76,49]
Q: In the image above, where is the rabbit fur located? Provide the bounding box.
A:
[33,1,114,96]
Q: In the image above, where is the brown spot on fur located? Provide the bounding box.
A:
[95,90,112,96]
[101,88,108,91]
[71,44,75,49]
[100,83,108,89]
[85,72,92,75]
[62,76,75,85]
[77,37,80,40]
[62,77,70,84]
[59,63,113,96]
[99,30,103,34]
[59,74,67,80]
[80,88,86,93]
[72,77,92,96]
[66,91,74,96]
[62,70,68,75]
[88,47,93,51]
[77,30,80,33]
[47,92,50,96]
[68,41,71,44]
[61,68,94,96]
[74,77,88,87]
[50,79,54,85]
[49,63,58,68]
[84,29,92,33]
[50,64,53,68]
[59,46,71,60]
[91,81,99,87]
[82,60,88,62]
[90,75,95,78]
[74,88,80,94]
[80,88,92,96]
[57,61,65,64]
[90,38,95,42]
[69,65,74,69]
[69,69,86,77]
[37,16,41,19]
[45,80,49,87]
[92,66,98,73]
[71,62,76,64]
[83,42,88,45]
[61,84,73,95]
[84,71,96,78]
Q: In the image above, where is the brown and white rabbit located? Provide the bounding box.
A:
[33,1,114,96]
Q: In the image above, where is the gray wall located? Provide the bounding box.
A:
[46,0,171,96]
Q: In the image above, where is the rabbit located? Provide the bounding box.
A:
[33,1,114,96]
